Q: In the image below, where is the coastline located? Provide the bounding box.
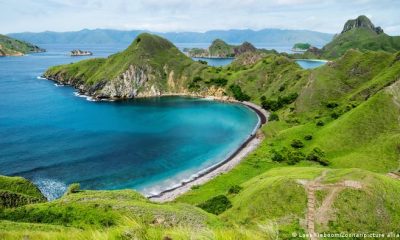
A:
[41,76,269,202]
[148,100,268,202]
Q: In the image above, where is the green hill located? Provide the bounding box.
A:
[2,167,400,239]
[185,39,257,58]
[322,15,400,58]
[0,34,45,56]
[44,33,212,99]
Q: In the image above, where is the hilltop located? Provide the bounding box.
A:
[0,34,45,56]
[320,15,400,58]
[44,33,214,99]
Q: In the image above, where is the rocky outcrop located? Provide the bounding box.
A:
[341,15,383,34]
[71,49,93,56]
[234,42,257,55]
[98,65,159,98]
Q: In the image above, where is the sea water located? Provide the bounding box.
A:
[0,44,258,199]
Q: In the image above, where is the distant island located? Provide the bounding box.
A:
[0,34,45,57]
[291,42,311,52]
[70,49,93,56]
[184,39,257,58]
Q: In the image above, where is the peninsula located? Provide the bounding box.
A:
[0,34,45,56]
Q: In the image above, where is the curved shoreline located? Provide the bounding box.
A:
[148,100,268,202]
[41,76,269,202]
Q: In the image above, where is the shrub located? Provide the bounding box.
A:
[207,78,228,87]
[307,148,330,166]
[228,185,243,194]
[326,102,339,109]
[261,93,298,111]
[291,139,304,148]
[197,195,232,215]
[271,149,285,162]
[229,84,251,101]
[193,76,202,82]
[287,150,306,165]
[269,112,279,121]
[65,183,80,195]
[198,60,208,64]
[191,185,200,190]
[331,112,340,119]
[316,120,325,126]
[304,135,313,141]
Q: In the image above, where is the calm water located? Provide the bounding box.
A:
[296,59,327,69]
[192,57,234,67]
[0,44,258,199]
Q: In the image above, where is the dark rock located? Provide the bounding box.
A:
[341,15,384,34]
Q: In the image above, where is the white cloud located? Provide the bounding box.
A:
[0,0,399,34]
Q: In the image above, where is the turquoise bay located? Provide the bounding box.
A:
[0,44,258,200]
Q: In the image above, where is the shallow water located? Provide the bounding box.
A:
[296,59,327,69]
[0,44,258,199]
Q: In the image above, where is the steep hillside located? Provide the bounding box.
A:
[322,15,400,58]
[0,34,45,56]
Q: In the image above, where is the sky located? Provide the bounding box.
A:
[1,0,400,35]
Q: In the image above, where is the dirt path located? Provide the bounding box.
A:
[387,172,400,180]
[299,171,362,240]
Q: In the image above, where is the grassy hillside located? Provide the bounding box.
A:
[2,167,400,239]
[0,34,45,56]
[323,29,400,58]
[0,176,46,208]
[321,16,400,59]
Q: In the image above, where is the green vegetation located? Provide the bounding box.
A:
[0,176,46,208]
[321,15,400,58]
[0,34,44,56]
[6,16,400,238]
[292,42,311,50]
[197,195,232,215]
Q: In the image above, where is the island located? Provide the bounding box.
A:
[184,39,257,58]
[291,42,311,52]
[70,49,93,56]
[0,34,45,56]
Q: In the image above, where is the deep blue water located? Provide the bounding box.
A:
[0,44,258,199]
[296,59,327,69]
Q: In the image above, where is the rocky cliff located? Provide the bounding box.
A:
[341,15,383,34]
